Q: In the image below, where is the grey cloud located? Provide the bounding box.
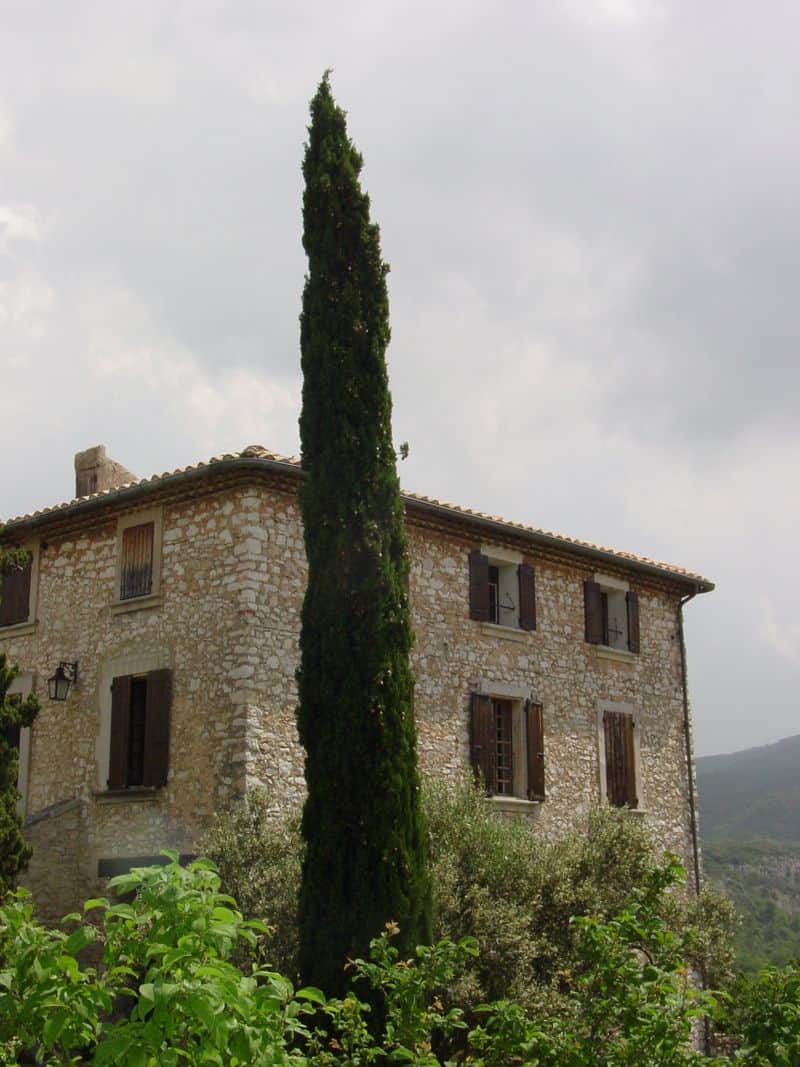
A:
[1,0,798,755]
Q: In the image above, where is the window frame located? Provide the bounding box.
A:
[584,573,639,655]
[596,701,642,810]
[112,507,163,614]
[470,682,545,808]
[95,654,172,795]
[106,668,172,793]
[0,541,39,636]
[469,544,536,632]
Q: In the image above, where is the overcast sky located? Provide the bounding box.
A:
[1,0,798,756]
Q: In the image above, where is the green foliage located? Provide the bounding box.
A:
[0,853,317,1065]
[718,964,800,1065]
[1,851,755,1065]
[296,71,430,993]
[206,779,739,1024]
[558,857,715,1064]
[426,777,737,1014]
[0,648,39,897]
[200,789,302,976]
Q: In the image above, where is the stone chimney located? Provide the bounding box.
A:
[74,445,136,498]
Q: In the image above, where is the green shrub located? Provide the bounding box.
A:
[204,778,737,1015]
[0,853,316,1065]
[201,789,302,977]
[713,963,800,1064]
[3,848,793,1064]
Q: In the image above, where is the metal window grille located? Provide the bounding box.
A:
[494,699,513,795]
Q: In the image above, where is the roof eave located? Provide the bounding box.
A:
[2,454,714,594]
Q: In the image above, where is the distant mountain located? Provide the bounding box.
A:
[697,734,800,971]
[697,733,800,843]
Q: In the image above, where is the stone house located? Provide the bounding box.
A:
[0,444,712,921]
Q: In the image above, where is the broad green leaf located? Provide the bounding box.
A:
[296,986,326,1005]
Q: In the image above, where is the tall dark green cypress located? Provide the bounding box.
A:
[296,74,431,994]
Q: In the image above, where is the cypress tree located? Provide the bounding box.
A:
[296,74,431,994]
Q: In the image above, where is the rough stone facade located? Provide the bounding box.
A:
[0,450,709,921]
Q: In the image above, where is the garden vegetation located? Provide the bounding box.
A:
[1,787,798,1064]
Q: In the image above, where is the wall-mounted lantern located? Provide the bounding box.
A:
[48,661,79,701]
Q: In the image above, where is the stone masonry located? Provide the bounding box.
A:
[0,447,711,921]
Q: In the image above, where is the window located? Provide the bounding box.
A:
[120,523,154,600]
[107,669,172,790]
[470,692,545,801]
[584,578,639,652]
[469,550,536,630]
[113,508,163,609]
[0,550,33,628]
[599,707,639,809]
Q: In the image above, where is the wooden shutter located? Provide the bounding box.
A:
[108,675,132,789]
[603,710,637,808]
[469,692,496,793]
[120,522,154,600]
[142,669,172,787]
[468,551,490,621]
[624,715,638,808]
[518,564,536,631]
[584,580,605,644]
[525,700,545,800]
[0,553,32,627]
[626,591,640,653]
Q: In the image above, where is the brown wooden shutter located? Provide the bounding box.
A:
[468,551,490,621]
[108,675,132,789]
[469,692,496,793]
[626,591,640,653]
[603,710,637,808]
[0,553,32,627]
[120,522,154,600]
[525,700,545,800]
[142,669,172,787]
[518,564,536,631]
[584,580,605,644]
[624,716,638,808]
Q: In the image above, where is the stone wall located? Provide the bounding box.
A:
[4,485,265,916]
[2,474,698,918]
[240,493,697,873]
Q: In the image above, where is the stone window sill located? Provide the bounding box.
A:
[480,622,529,644]
[111,593,162,617]
[0,619,38,639]
[593,645,637,664]
[603,800,647,815]
[491,795,542,814]
[94,788,159,805]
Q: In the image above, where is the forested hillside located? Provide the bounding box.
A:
[697,735,800,971]
[697,734,800,842]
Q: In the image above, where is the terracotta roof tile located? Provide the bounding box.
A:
[3,445,712,590]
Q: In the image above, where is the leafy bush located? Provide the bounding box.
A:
[203,778,738,1014]
[0,853,316,1065]
[714,963,800,1065]
[201,790,302,976]
[0,852,723,1065]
